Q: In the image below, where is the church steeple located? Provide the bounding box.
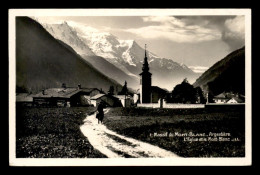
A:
[139,44,152,104]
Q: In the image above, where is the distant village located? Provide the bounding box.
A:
[16,48,245,108]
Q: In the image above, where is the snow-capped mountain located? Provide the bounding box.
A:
[16,17,123,93]
[42,21,95,56]
[39,20,200,90]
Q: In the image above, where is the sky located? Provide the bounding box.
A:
[36,16,245,70]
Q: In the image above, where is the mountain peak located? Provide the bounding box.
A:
[42,21,95,56]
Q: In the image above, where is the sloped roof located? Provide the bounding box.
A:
[214,93,227,99]
[229,97,244,103]
[64,87,100,93]
[113,95,132,99]
[90,94,121,100]
[224,92,236,99]
[32,86,102,99]
[33,88,80,98]
[214,92,244,101]
[79,88,100,93]
[90,94,106,100]
[16,93,33,102]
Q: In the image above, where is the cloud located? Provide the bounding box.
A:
[188,66,209,73]
[143,16,185,27]
[126,16,222,43]
[178,16,245,51]
[225,16,245,37]
[222,16,245,51]
[36,15,245,52]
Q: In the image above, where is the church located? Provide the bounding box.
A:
[139,45,168,104]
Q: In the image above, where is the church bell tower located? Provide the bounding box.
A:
[139,44,152,103]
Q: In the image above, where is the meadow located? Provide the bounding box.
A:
[16,106,106,158]
[103,106,245,157]
[15,105,245,158]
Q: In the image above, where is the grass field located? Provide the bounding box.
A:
[103,107,245,157]
[15,105,245,158]
[16,106,106,158]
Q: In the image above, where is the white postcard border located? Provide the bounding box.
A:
[9,8,252,166]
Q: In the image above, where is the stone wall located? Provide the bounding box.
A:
[137,99,205,109]
[137,103,160,108]
[163,103,205,109]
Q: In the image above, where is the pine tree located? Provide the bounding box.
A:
[118,81,128,95]
[108,85,115,95]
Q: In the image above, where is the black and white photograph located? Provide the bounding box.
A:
[8,9,252,166]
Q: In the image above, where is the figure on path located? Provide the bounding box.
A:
[96,101,104,124]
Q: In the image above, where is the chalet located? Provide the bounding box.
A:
[213,92,245,104]
[77,87,103,106]
[90,94,122,107]
[33,84,102,107]
[227,97,244,104]
[213,93,228,103]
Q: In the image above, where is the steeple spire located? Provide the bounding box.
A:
[145,44,147,58]
[142,44,149,72]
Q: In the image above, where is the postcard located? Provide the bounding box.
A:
[9,8,252,166]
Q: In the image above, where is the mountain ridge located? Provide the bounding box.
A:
[16,17,122,93]
[193,46,245,96]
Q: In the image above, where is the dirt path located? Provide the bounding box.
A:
[80,109,179,158]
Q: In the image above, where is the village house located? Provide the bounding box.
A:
[21,83,135,108]
[213,93,228,103]
[32,84,102,107]
[227,96,245,104]
[90,94,122,107]
[79,87,104,106]
[213,92,245,104]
